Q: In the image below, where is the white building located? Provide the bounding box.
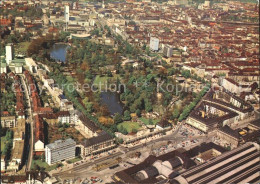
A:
[1,155,6,173]
[204,0,210,7]
[57,111,71,124]
[70,110,80,124]
[149,37,159,51]
[64,6,70,23]
[1,116,16,128]
[0,62,7,73]
[35,140,45,152]
[80,131,115,157]
[64,5,69,31]
[6,43,13,65]
[15,63,23,74]
[222,78,251,95]
[76,113,99,137]
[45,138,76,165]
[163,45,173,58]
[25,58,38,73]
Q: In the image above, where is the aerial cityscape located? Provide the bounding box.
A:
[0,0,259,183]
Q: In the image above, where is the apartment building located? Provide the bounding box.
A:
[80,131,115,157]
[1,116,16,128]
[163,45,173,58]
[149,37,159,51]
[45,138,76,165]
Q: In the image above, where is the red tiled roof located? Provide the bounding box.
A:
[0,19,11,26]
[35,115,45,143]
[1,111,10,116]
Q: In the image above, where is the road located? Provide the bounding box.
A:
[20,75,34,171]
[52,123,192,178]
[53,135,208,179]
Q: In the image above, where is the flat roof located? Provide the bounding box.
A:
[12,59,25,63]
[46,138,76,150]
[12,140,24,160]
[82,131,113,147]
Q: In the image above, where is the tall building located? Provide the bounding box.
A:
[149,37,159,51]
[163,45,173,58]
[0,56,7,73]
[204,0,210,7]
[5,43,14,65]
[64,5,70,22]
[102,0,105,8]
[45,138,76,165]
[64,5,69,30]
[1,155,6,173]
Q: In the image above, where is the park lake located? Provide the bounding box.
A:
[50,44,123,116]
[100,91,124,116]
[50,43,70,62]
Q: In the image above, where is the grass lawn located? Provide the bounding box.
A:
[31,159,64,171]
[1,136,6,153]
[93,75,110,86]
[140,117,160,125]
[66,157,82,164]
[117,122,141,133]
[93,75,120,89]
[16,42,30,54]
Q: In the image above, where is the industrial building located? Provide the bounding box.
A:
[172,142,260,184]
[114,142,259,184]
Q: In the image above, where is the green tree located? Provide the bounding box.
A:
[148,119,153,125]
[136,109,141,117]
[63,123,70,128]
[41,153,45,162]
[132,128,138,133]
[123,110,131,121]
[109,124,118,133]
[113,113,123,124]
[145,99,153,112]
[172,109,180,119]
[121,127,128,135]
[118,138,124,144]
[58,127,65,132]
[181,70,191,78]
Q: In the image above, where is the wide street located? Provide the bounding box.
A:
[20,74,34,171]
[51,122,211,180]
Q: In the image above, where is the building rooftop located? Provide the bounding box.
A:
[183,142,226,159]
[14,118,26,140]
[173,142,260,184]
[219,125,240,140]
[46,138,76,150]
[82,131,113,147]
[11,58,25,64]
[189,101,238,127]
[78,113,100,132]
[12,140,24,161]
[249,119,260,130]
[114,148,196,184]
